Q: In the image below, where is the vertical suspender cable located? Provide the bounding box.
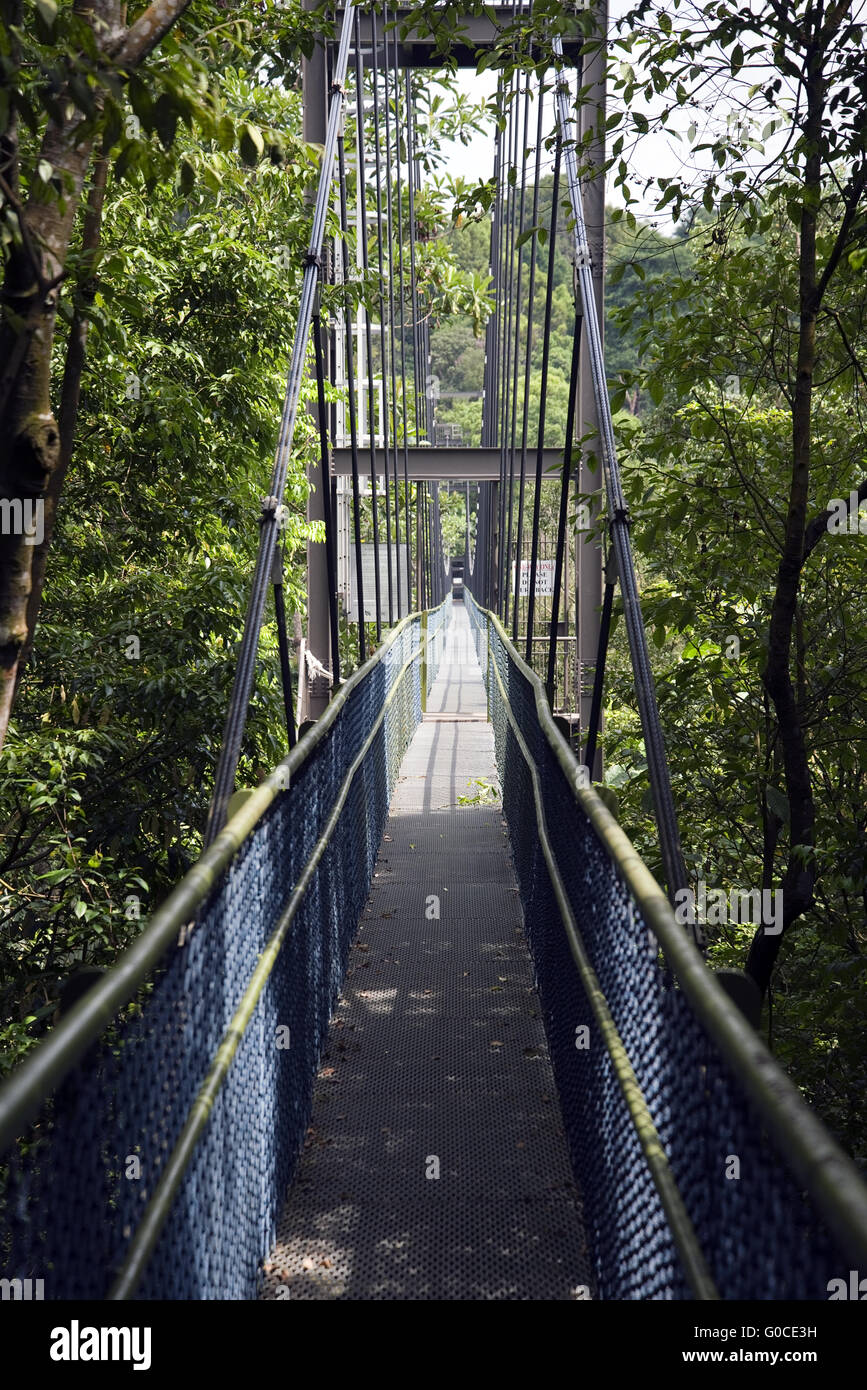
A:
[312,303,341,686]
[504,64,532,632]
[482,79,504,448]
[405,70,422,442]
[271,545,297,749]
[552,36,690,916]
[513,83,545,642]
[337,129,367,666]
[393,32,414,606]
[584,553,616,775]
[547,312,582,706]
[370,10,394,625]
[382,5,403,618]
[204,4,356,846]
[497,66,518,616]
[525,128,561,663]
[354,16,381,641]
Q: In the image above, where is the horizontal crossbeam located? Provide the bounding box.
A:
[333,445,563,480]
[341,6,585,68]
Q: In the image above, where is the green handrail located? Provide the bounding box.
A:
[108,630,429,1298]
[0,598,447,1153]
[484,610,718,1299]
[470,590,867,1273]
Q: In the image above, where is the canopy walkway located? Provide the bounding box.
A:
[2,1,867,1304]
[260,605,591,1300]
[3,589,867,1301]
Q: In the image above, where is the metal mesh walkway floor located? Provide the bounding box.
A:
[260,605,592,1300]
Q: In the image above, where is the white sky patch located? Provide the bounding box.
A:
[435,0,867,224]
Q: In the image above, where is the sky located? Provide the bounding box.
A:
[441,0,680,217]
[434,0,867,226]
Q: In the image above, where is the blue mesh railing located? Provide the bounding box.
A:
[465,585,867,1301]
[0,597,450,1300]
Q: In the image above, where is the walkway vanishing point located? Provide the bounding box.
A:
[259,604,593,1300]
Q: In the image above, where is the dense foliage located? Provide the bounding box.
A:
[1,0,865,1172]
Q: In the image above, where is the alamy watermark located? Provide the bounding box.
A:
[826,490,867,534]
[674,880,783,934]
[0,497,44,546]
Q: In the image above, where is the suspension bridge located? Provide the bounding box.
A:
[2,2,867,1302]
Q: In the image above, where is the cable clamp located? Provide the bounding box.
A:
[304,251,322,270]
[330,81,346,96]
[609,506,632,529]
[260,496,288,532]
[574,242,592,269]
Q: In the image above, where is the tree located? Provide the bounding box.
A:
[0,0,323,751]
[604,0,867,997]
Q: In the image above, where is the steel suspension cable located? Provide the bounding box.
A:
[354,17,382,641]
[552,35,691,915]
[547,312,582,706]
[497,65,519,617]
[370,10,394,625]
[381,4,403,618]
[337,128,367,666]
[504,66,532,632]
[312,303,341,686]
[525,127,561,663]
[513,83,546,643]
[482,77,505,450]
[392,31,413,605]
[204,4,355,847]
[405,70,422,443]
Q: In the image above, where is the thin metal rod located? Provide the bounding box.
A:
[547,313,582,705]
[355,14,381,641]
[513,84,545,643]
[405,68,422,442]
[584,569,615,775]
[381,3,403,618]
[504,69,532,631]
[272,551,297,748]
[338,131,367,664]
[552,37,690,911]
[204,5,356,845]
[497,70,519,616]
[525,129,562,663]
[370,9,394,625]
[312,309,341,685]
[393,33,413,605]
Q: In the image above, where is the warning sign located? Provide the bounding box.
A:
[512,559,555,597]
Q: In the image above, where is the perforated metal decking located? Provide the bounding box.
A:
[259,607,592,1300]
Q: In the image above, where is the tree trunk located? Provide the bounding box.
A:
[745,46,824,999]
[18,150,111,674]
[0,0,192,750]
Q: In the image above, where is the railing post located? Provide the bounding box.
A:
[420,609,428,713]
